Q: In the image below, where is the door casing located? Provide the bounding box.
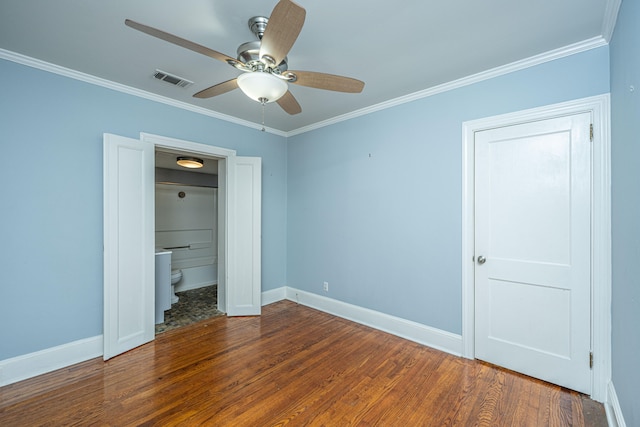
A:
[140,132,261,316]
[461,94,611,402]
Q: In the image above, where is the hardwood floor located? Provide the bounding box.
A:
[0,301,606,426]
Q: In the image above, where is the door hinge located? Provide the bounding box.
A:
[590,124,594,142]
[589,351,594,369]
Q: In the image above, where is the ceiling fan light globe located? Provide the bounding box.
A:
[237,72,288,103]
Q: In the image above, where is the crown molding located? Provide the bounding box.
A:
[1,35,607,139]
[286,36,608,137]
[601,0,622,42]
[0,49,288,138]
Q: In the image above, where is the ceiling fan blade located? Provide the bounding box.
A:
[125,19,238,64]
[288,71,365,93]
[193,79,239,99]
[259,0,306,65]
[277,91,302,115]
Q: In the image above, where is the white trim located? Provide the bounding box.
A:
[2,35,606,138]
[140,132,237,317]
[607,381,627,427]
[286,37,607,136]
[461,94,612,402]
[590,95,612,403]
[262,287,287,306]
[140,132,237,158]
[0,336,103,387]
[0,49,287,137]
[602,0,622,42]
[283,287,462,356]
[461,121,476,360]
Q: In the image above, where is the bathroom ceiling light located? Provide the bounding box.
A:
[176,156,204,169]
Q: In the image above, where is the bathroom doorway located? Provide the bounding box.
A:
[154,149,224,333]
[103,132,261,360]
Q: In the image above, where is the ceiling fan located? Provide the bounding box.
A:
[125,0,365,116]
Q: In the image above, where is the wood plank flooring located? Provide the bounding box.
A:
[0,300,607,426]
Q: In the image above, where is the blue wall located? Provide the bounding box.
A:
[287,46,610,334]
[610,0,640,424]
[0,59,288,360]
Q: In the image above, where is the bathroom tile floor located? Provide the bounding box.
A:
[155,285,224,334]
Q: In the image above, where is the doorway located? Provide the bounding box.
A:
[103,132,262,360]
[461,95,611,401]
[141,132,263,320]
[154,149,222,333]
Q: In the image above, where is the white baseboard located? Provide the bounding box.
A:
[283,287,462,356]
[262,286,287,306]
[1,288,461,388]
[606,381,626,427]
[0,335,103,387]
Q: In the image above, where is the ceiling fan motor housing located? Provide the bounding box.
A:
[236,40,288,73]
[237,16,290,76]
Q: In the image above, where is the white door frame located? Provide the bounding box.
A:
[461,94,611,402]
[140,133,236,314]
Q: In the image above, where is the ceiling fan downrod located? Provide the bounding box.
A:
[248,16,269,40]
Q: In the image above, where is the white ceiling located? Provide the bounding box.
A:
[0,0,615,133]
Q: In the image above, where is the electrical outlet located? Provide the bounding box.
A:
[323,281,329,292]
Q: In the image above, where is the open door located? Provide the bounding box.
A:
[226,156,262,316]
[104,132,262,361]
[103,133,155,360]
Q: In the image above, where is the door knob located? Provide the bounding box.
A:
[477,255,486,265]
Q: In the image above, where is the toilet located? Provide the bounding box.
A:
[170,269,182,304]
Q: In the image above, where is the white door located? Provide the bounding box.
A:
[474,113,592,394]
[226,156,262,316]
[103,133,155,360]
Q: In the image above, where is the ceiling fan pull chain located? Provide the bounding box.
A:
[260,97,267,132]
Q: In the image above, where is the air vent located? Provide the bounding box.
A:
[153,69,193,88]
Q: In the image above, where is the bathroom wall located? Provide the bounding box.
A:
[156,182,218,292]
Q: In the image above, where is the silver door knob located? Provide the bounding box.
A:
[477,255,486,265]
